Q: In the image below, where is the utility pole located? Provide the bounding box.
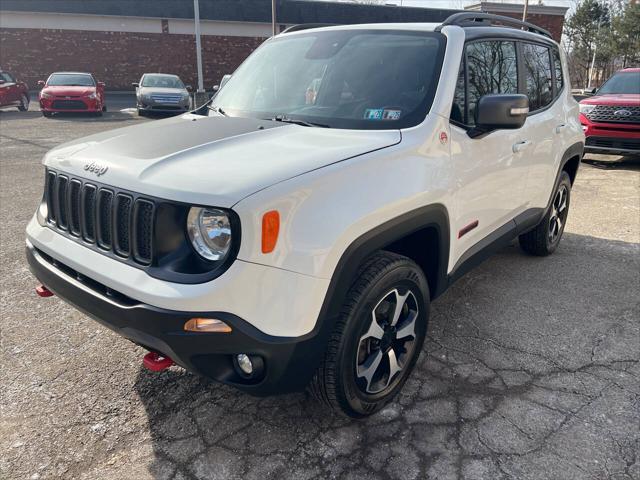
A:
[272,0,277,36]
[522,0,529,21]
[194,0,204,94]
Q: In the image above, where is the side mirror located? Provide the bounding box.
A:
[186,85,193,92]
[212,85,220,92]
[38,80,45,87]
[0,79,5,85]
[470,94,529,138]
[97,81,105,87]
[590,87,597,95]
[132,82,139,88]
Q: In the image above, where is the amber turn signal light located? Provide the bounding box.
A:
[183,318,232,333]
[261,210,280,253]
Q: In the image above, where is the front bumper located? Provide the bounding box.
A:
[580,113,640,156]
[137,98,190,113]
[26,241,328,395]
[40,96,101,113]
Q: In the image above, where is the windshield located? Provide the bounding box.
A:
[141,75,185,89]
[597,71,640,95]
[47,74,95,87]
[210,30,445,129]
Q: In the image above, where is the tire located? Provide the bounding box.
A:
[18,94,29,111]
[42,111,52,118]
[309,251,430,418]
[519,171,572,256]
[137,108,146,117]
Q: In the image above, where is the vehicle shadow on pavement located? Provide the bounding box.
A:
[133,234,639,480]
[0,110,140,123]
[582,155,640,171]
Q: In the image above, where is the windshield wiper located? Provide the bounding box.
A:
[207,105,227,116]
[270,115,330,128]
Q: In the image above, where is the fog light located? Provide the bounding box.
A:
[236,354,253,375]
[183,318,232,333]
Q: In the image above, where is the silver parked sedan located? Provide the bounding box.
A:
[133,73,191,115]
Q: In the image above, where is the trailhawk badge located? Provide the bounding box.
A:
[84,162,108,177]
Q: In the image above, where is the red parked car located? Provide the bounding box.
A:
[579,68,640,157]
[0,70,30,111]
[39,72,106,117]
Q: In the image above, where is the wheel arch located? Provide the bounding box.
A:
[315,204,450,337]
[559,141,583,185]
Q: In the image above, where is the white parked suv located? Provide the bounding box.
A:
[26,14,584,417]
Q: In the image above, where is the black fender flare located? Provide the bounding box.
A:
[303,204,450,349]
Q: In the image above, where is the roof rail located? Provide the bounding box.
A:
[280,24,337,34]
[436,12,553,39]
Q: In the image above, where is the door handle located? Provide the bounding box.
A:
[512,140,532,153]
[555,124,567,134]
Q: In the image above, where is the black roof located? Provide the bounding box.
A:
[0,0,460,24]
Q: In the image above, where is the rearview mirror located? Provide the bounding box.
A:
[132,82,139,88]
[470,94,529,138]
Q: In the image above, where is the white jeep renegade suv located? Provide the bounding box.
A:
[26,14,585,417]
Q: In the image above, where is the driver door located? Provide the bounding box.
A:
[448,40,530,271]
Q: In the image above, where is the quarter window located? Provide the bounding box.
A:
[523,43,553,111]
[552,48,563,94]
[452,41,518,126]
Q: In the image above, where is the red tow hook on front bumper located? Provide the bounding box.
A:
[143,352,175,372]
[35,284,54,297]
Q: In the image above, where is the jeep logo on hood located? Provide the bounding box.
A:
[84,162,108,177]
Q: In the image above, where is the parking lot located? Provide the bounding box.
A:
[1,104,638,480]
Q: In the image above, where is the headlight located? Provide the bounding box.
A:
[40,91,52,99]
[579,104,596,115]
[87,92,97,99]
[187,207,232,262]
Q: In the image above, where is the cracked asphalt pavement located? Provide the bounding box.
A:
[1,106,639,480]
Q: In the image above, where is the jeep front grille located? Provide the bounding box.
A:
[44,170,155,265]
[586,105,640,124]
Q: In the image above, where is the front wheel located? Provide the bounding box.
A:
[519,171,572,256]
[309,251,429,417]
[18,94,29,111]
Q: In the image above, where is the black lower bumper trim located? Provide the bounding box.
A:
[26,243,324,395]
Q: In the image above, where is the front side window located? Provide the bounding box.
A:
[209,30,446,130]
[47,74,95,87]
[141,75,185,89]
[523,43,553,111]
[1,72,15,83]
[465,41,518,126]
[597,71,640,95]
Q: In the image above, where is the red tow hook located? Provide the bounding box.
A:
[143,352,175,372]
[36,284,54,297]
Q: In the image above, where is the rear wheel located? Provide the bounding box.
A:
[18,94,29,111]
[309,251,429,417]
[519,171,572,256]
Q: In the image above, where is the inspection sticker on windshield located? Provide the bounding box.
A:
[364,108,402,121]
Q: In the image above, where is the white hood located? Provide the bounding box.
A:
[43,114,401,207]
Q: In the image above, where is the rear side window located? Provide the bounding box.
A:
[522,43,553,111]
[452,41,518,126]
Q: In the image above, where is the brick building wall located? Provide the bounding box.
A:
[0,28,265,90]
[491,12,564,42]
